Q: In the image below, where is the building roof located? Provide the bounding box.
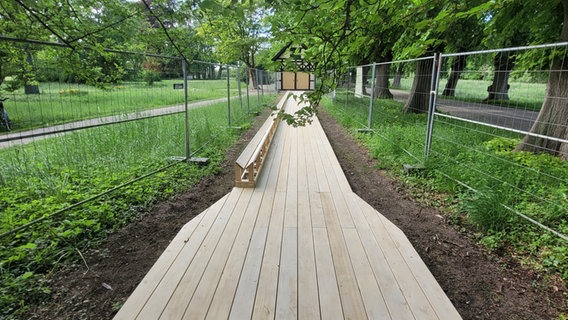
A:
[272,43,314,72]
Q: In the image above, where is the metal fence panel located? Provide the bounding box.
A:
[329,43,568,244]
[430,43,568,241]
[333,57,436,164]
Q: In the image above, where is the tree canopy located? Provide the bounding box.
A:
[1,0,567,157]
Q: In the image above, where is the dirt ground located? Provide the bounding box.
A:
[28,108,566,320]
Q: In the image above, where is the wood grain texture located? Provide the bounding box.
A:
[115,92,462,320]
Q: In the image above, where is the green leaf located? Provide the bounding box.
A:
[18,243,37,250]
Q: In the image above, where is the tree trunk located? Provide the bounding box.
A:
[24,85,40,94]
[217,65,223,79]
[403,59,433,113]
[515,55,568,159]
[0,60,4,87]
[392,66,402,88]
[247,67,257,88]
[516,0,568,159]
[24,50,40,95]
[442,55,466,97]
[374,63,393,99]
[484,51,515,101]
[362,65,370,95]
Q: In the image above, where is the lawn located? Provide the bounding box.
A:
[0,79,246,132]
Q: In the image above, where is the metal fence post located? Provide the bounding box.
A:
[246,67,250,114]
[256,68,260,104]
[331,69,336,103]
[260,70,264,98]
[227,64,231,127]
[424,53,442,163]
[345,70,351,110]
[368,63,377,129]
[274,71,278,92]
[237,62,243,110]
[182,59,190,160]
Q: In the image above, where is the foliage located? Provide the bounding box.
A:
[393,0,488,58]
[0,0,149,89]
[143,70,162,85]
[0,94,273,318]
[3,0,567,156]
[482,0,564,48]
[465,188,516,233]
[0,0,213,91]
[196,0,269,67]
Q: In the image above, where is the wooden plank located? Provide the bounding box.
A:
[312,121,355,229]
[343,194,414,319]
[276,121,291,193]
[376,213,462,320]
[330,191,355,229]
[254,186,276,229]
[355,197,440,320]
[236,114,276,167]
[284,124,298,228]
[309,121,333,190]
[302,123,318,194]
[255,122,288,228]
[274,92,291,111]
[190,188,263,319]
[296,126,309,204]
[297,231,320,319]
[252,190,286,320]
[113,197,216,320]
[310,123,330,194]
[308,194,326,229]
[313,227,343,320]
[254,122,284,191]
[296,125,321,319]
[304,123,326,229]
[320,192,367,319]
[275,227,298,319]
[165,188,254,319]
[312,118,352,193]
[343,228,391,319]
[142,188,244,320]
[229,227,268,320]
[127,191,237,320]
[235,91,289,186]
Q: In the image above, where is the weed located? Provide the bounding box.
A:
[112,301,123,312]
[465,188,515,233]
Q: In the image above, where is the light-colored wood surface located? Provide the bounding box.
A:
[114,91,462,320]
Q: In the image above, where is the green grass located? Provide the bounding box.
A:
[346,76,546,112]
[0,79,245,132]
[0,94,275,318]
[324,93,568,282]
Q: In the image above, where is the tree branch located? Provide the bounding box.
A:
[141,1,188,61]
[13,0,75,49]
[69,9,140,44]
